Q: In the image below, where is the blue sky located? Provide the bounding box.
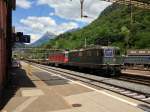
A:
[13,0,111,43]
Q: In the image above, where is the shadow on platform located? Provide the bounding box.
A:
[0,68,36,110]
[34,72,69,86]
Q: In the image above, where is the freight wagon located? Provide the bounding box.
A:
[124,49,150,70]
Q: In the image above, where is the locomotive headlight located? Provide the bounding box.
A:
[113,58,116,62]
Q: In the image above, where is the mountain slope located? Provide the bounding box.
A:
[32,32,56,47]
[42,4,150,50]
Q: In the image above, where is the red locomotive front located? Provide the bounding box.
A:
[48,51,69,64]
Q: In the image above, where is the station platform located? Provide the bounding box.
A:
[1,62,148,112]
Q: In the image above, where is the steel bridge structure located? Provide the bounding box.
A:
[106,0,150,9]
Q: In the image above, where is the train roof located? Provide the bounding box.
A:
[69,46,120,53]
[81,46,119,50]
[127,49,150,56]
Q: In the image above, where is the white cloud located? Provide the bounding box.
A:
[20,16,56,31]
[19,16,79,43]
[30,33,41,43]
[37,0,112,23]
[16,0,32,9]
[49,12,55,16]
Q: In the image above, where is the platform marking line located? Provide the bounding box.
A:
[31,65,139,107]
[12,96,38,112]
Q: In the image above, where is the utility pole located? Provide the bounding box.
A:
[84,37,87,48]
[130,0,133,26]
[128,0,133,49]
[124,0,133,55]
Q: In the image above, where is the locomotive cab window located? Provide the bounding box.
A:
[79,52,83,56]
[96,50,101,56]
[87,51,92,56]
[97,50,99,56]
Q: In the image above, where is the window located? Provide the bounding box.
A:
[104,49,113,57]
[87,51,91,56]
[97,50,99,56]
[79,52,82,56]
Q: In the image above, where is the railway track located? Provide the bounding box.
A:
[29,62,150,105]
[115,74,150,86]
[124,68,150,71]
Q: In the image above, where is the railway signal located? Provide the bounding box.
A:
[23,35,31,43]
[13,32,31,43]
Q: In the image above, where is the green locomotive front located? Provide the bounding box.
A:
[68,46,122,76]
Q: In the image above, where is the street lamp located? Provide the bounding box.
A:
[80,0,84,18]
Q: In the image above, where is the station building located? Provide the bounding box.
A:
[0,0,15,98]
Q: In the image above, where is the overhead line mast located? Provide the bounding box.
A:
[70,0,150,18]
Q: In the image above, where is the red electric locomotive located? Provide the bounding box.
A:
[48,51,69,66]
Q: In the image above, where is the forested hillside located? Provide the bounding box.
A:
[42,4,150,50]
